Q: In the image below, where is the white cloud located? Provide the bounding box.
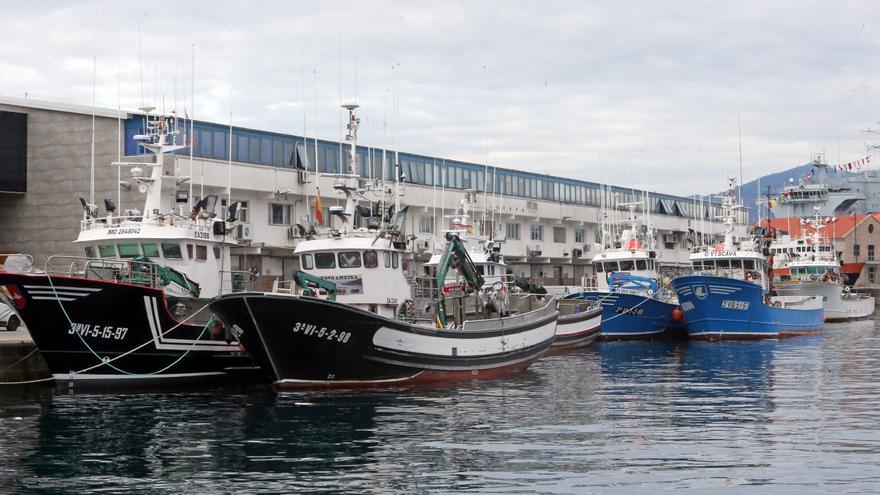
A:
[2,0,879,196]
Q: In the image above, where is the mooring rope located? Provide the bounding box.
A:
[0,273,216,385]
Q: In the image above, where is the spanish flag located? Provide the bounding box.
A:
[314,188,324,226]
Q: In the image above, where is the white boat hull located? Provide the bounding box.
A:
[775,282,875,321]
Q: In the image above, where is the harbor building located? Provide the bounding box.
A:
[0,95,746,289]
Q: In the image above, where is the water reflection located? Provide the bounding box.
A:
[0,321,879,493]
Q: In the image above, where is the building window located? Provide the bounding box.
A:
[506,223,520,240]
[418,215,434,234]
[575,228,585,244]
[530,224,543,241]
[854,244,861,257]
[553,226,566,243]
[869,245,875,262]
[870,224,875,234]
[269,203,291,225]
[870,266,876,285]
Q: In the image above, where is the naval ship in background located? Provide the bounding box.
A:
[764,154,875,218]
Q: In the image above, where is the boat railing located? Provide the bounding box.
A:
[462,294,556,331]
[45,255,164,290]
[0,253,35,273]
[79,214,212,232]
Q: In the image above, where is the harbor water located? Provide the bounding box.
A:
[1,320,879,494]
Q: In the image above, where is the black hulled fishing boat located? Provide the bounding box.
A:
[0,109,260,388]
[209,104,558,390]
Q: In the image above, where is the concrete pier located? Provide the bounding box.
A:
[0,328,51,383]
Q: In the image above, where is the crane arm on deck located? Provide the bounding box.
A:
[435,233,485,327]
[293,270,338,301]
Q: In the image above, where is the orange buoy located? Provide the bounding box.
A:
[671,307,684,323]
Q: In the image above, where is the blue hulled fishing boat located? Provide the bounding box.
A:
[565,202,684,340]
[671,180,824,341]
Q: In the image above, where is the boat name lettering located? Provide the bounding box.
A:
[193,231,211,240]
[681,301,695,311]
[721,300,750,310]
[291,321,352,344]
[707,251,737,257]
[68,322,129,340]
[106,227,141,235]
[614,306,645,316]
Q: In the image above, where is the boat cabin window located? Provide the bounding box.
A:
[384,252,391,268]
[488,265,496,275]
[476,265,485,275]
[594,262,604,273]
[98,244,116,258]
[716,259,730,268]
[213,247,220,259]
[315,253,336,269]
[619,260,634,271]
[605,262,618,272]
[636,260,647,270]
[186,244,194,259]
[338,251,361,268]
[743,259,755,270]
[363,250,378,268]
[730,259,742,269]
[196,245,208,261]
[118,243,140,258]
[161,243,183,259]
[392,252,399,269]
[301,254,314,270]
[84,246,95,258]
[141,243,160,258]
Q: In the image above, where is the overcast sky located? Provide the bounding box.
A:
[3,1,879,196]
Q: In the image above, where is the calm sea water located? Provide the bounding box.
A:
[1,320,879,494]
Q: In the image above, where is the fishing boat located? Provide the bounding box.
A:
[0,109,260,387]
[424,192,600,352]
[772,210,874,321]
[671,179,824,340]
[208,105,558,390]
[564,201,684,340]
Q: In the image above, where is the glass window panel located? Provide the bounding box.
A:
[636,260,647,270]
[141,244,159,257]
[98,244,116,258]
[363,250,378,268]
[212,131,226,160]
[619,260,635,271]
[302,254,314,270]
[117,243,140,258]
[338,251,362,268]
[196,245,208,261]
[84,246,95,258]
[161,243,182,259]
[236,135,249,162]
[315,253,336,269]
[261,138,272,164]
